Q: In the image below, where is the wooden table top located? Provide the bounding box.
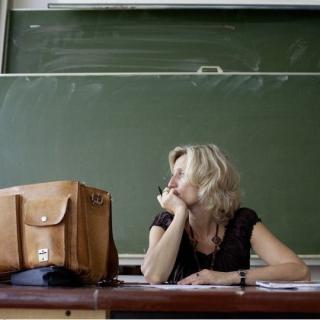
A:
[1,283,320,314]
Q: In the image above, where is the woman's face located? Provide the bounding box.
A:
[168,154,199,207]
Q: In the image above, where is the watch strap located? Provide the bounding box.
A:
[238,269,247,287]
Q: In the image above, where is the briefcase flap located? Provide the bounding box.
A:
[24,196,69,227]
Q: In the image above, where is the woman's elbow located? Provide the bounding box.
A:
[299,263,311,281]
[144,274,164,284]
[141,269,165,284]
[141,265,166,284]
[291,260,311,281]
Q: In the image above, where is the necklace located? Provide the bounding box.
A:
[188,223,222,270]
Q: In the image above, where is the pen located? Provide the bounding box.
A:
[158,186,163,196]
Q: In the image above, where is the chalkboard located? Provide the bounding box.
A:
[0,74,319,254]
[5,9,320,73]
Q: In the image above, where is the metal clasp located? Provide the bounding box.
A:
[91,193,104,206]
[38,248,49,262]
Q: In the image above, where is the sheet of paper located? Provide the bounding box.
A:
[256,280,320,290]
[126,284,237,290]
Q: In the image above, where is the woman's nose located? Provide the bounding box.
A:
[168,176,177,188]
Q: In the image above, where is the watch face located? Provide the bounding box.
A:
[239,270,246,277]
[239,270,247,286]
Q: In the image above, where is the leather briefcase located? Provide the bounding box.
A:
[0,180,118,284]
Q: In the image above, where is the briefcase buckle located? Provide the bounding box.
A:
[91,193,104,206]
[38,248,49,262]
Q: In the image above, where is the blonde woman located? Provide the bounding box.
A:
[141,144,310,285]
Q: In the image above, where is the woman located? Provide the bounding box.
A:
[141,144,310,285]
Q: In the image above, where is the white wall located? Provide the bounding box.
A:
[0,0,9,72]
[12,0,46,8]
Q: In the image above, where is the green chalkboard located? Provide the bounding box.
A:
[0,74,319,254]
[5,9,320,73]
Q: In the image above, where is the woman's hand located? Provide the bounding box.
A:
[157,188,187,215]
[177,269,237,285]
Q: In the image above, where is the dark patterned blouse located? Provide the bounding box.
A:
[150,207,261,283]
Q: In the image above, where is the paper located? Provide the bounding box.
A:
[127,284,237,290]
[256,280,320,290]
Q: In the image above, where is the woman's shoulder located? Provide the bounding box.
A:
[227,207,262,231]
[223,207,262,244]
[233,207,262,224]
[150,211,174,230]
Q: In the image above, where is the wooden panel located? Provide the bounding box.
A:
[0,308,106,319]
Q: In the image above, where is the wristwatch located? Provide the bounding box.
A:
[238,270,247,287]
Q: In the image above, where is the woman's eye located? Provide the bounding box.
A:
[171,171,185,180]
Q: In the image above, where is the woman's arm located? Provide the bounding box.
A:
[244,222,310,285]
[178,222,310,285]
[141,208,187,284]
[141,189,188,284]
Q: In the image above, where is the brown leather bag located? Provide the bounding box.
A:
[0,180,118,284]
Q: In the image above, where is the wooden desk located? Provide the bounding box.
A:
[1,284,320,318]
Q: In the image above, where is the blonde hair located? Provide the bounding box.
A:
[169,144,240,223]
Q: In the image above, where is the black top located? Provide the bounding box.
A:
[150,208,261,283]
